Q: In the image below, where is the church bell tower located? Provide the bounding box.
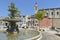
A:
[34,2,38,14]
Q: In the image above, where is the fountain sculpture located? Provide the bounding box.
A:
[3,2,21,33]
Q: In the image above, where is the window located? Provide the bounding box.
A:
[46,13,48,16]
[23,16,25,18]
[37,24,38,26]
[28,18,30,19]
[51,12,53,15]
[57,12,59,15]
[33,21,34,23]
[35,24,36,26]
[35,21,37,23]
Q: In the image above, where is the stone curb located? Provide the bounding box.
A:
[25,31,42,40]
[37,31,42,40]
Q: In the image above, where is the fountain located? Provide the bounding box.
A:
[3,2,20,33]
[0,2,41,40]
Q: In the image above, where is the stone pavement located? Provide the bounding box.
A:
[41,31,60,40]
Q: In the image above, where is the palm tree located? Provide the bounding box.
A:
[35,9,45,30]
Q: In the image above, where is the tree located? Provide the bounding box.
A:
[35,9,45,30]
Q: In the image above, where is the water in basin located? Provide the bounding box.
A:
[0,29,39,40]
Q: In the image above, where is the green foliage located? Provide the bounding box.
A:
[8,13,20,17]
[15,13,21,17]
[36,9,45,20]
[8,2,20,17]
[10,2,15,8]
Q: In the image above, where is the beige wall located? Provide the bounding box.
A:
[53,18,60,28]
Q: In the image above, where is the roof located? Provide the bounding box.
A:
[39,7,60,11]
[31,15,35,18]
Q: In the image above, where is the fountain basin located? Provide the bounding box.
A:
[0,29,40,40]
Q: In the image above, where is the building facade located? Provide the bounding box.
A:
[28,15,38,29]
[16,15,29,28]
[34,2,60,30]
[42,8,60,18]
[40,8,60,28]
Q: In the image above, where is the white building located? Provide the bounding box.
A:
[16,15,29,28]
[39,8,60,18]
[28,15,38,29]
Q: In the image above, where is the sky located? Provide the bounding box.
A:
[0,0,60,16]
